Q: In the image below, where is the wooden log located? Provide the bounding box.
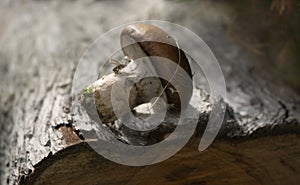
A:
[0,1,299,185]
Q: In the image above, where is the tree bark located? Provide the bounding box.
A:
[0,1,299,185]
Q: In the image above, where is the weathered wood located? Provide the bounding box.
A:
[21,135,300,185]
[0,1,299,185]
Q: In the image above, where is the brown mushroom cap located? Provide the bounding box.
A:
[120,23,193,112]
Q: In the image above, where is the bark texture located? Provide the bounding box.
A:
[0,1,299,185]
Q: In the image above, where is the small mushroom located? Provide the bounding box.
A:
[82,23,193,123]
[121,23,193,112]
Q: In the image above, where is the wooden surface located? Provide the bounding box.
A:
[22,135,300,185]
[0,0,299,184]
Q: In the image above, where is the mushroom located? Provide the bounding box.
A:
[82,23,193,123]
[121,23,193,112]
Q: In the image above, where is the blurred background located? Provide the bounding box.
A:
[0,0,299,93]
[229,0,300,93]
